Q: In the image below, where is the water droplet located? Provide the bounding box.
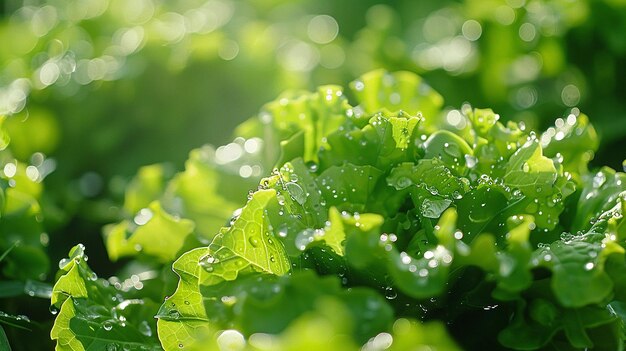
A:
[277,224,288,238]
[198,253,218,272]
[384,287,397,300]
[395,176,412,189]
[168,309,181,319]
[133,208,153,226]
[354,80,364,91]
[560,233,575,243]
[295,229,315,251]
[58,258,71,269]
[306,161,319,172]
[221,296,237,306]
[443,142,462,158]
[139,320,152,337]
[522,163,530,173]
[248,236,260,248]
[106,344,118,351]
[464,154,477,168]
[286,182,307,205]
[103,322,113,331]
[593,171,607,188]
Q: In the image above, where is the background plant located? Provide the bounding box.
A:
[0,0,626,350]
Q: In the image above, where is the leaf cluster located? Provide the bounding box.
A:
[51,70,626,350]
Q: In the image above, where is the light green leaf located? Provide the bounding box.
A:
[51,244,161,351]
[387,160,467,197]
[350,69,443,122]
[105,201,196,263]
[504,138,557,197]
[123,163,169,216]
[316,163,383,213]
[541,113,598,175]
[198,189,291,286]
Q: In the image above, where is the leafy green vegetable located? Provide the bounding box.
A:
[50,244,161,351]
[50,69,626,350]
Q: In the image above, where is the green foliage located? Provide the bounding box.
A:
[0,0,626,350]
[44,69,626,350]
[50,244,161,351]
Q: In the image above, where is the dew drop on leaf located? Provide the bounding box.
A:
[396,176,412,189]
[168,309,181,319]
[278,224,288,238]
[295,229,315,251]
[443,142,462,159]
[286,182,307,205]
[58,258,71,269]
[138,320,152,337]
[221,296,237,306]
[306,161,318,172]
[464,154,477,168]
[198,253,217,272]
[248,236,260,247]
[593,171,606,188]
[384,287,397,300]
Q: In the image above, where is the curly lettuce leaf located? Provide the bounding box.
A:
[350,69,443,124]
[50,244,161,351]
[105,201,196,263]
[135,70,626,350]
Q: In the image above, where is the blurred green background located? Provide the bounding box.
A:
[0,0,625,349]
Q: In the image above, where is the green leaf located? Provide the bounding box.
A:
[493,215,534,295]
[0,311,31,332]
[388,159,468,198]
[538,236,615,308]
[0,325,10,351]
[146,70,626,350]
[51,244,161,351]
[385,319,462,351]
[157,268,393,350]
[155,248,211,351]
[573,167,626,232]
[319,112,419,171]
[105,201,196,263]
[423,130,473,174]
[250,85,350,165]
[123,163,169,216]
[316,163,383,213]
[162,145,255,238]
[504,137,557,197]
[388,209,457,299]
[0,181,48,280]
[302,207,346,256]
[541,113,599,175]
[350,69,443,122]
[198,189,291,286]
